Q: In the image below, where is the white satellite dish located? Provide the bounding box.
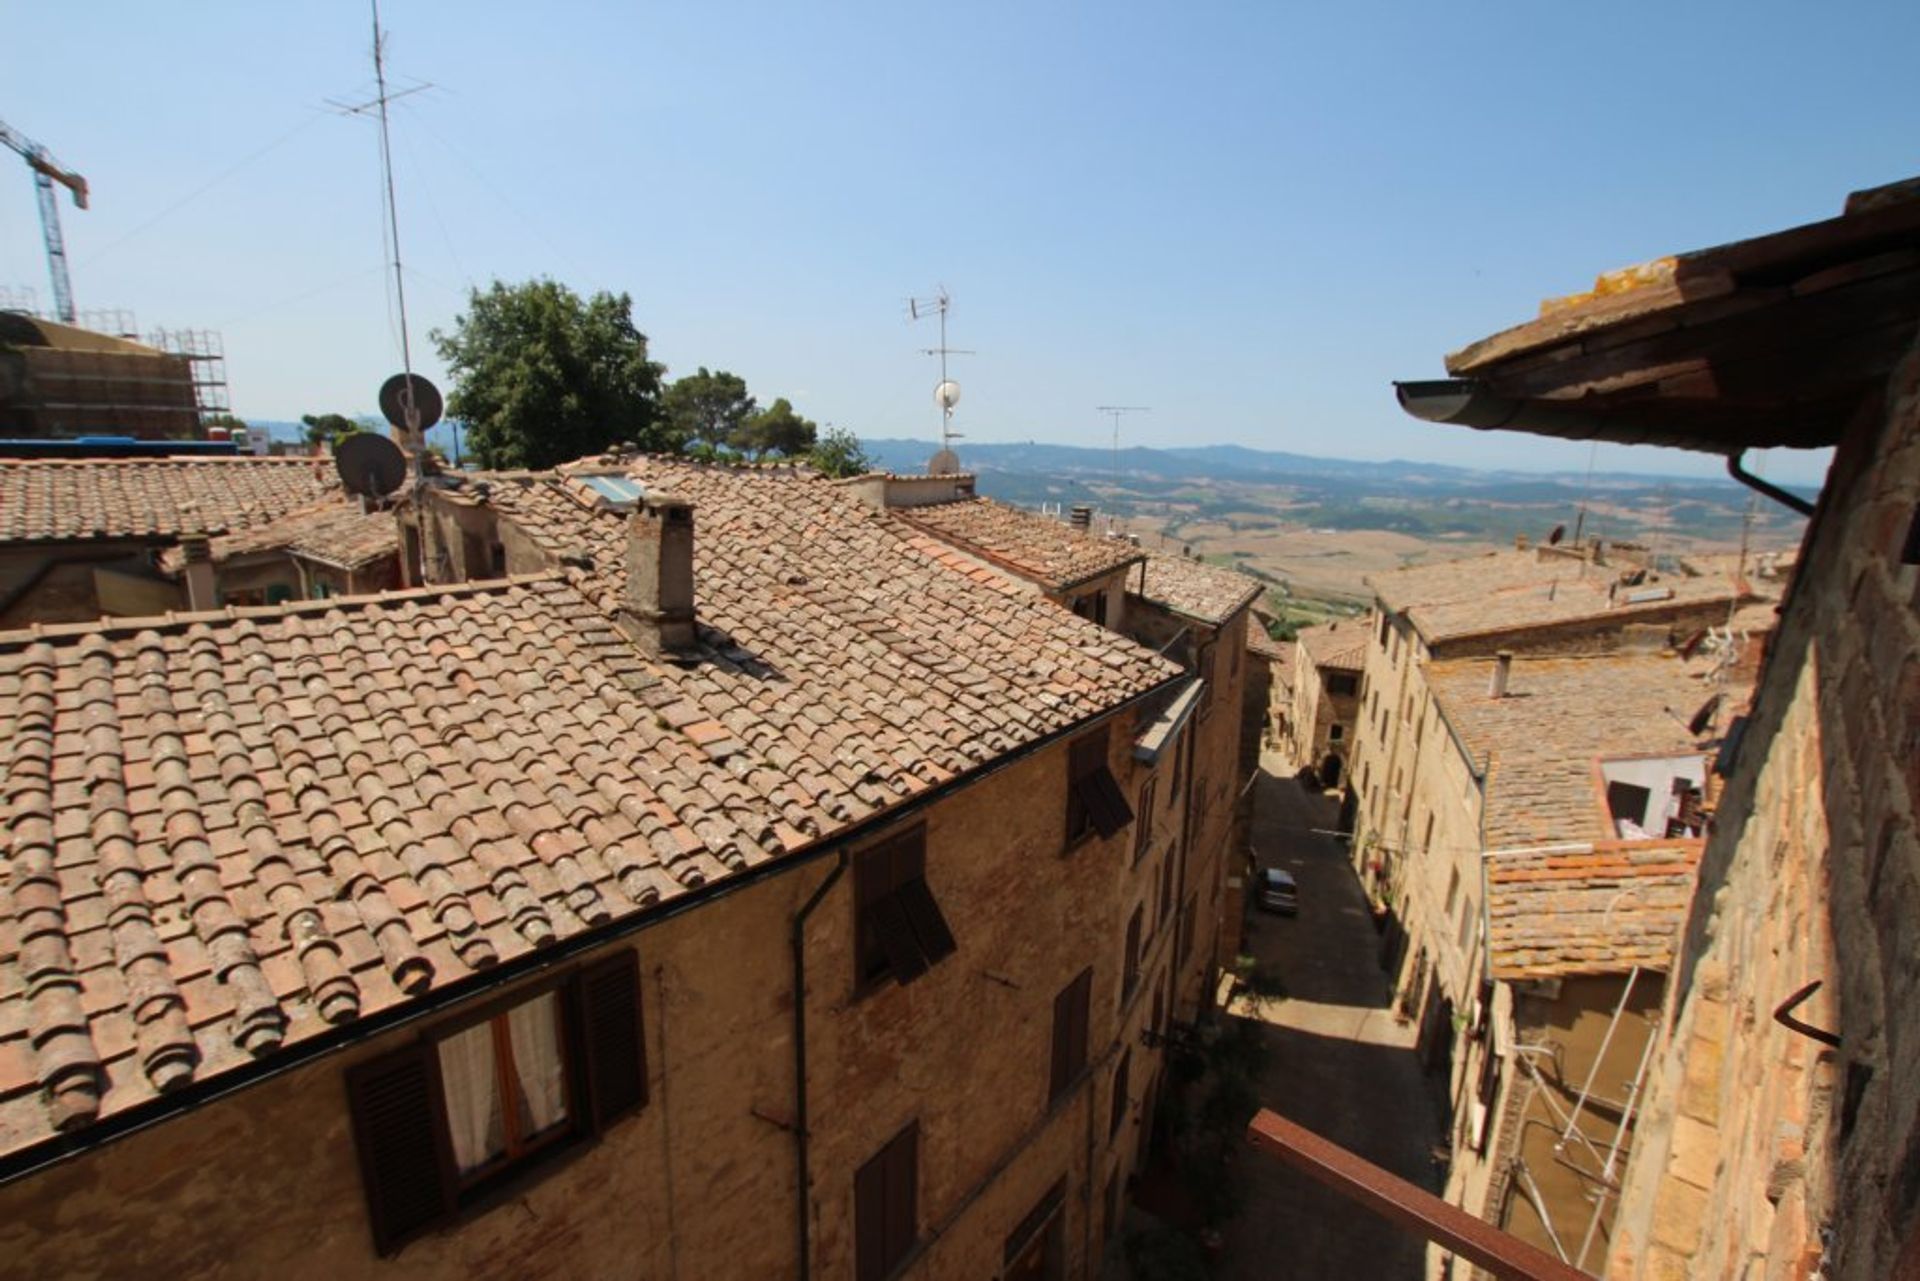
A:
[935,380,962,412]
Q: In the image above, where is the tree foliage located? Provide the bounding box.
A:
[807,426,872,479]
[301,412,365,449]
[662,367,755,454]
[739,397,817,459]
[432,280,665,470]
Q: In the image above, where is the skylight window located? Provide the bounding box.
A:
[580,474,644,510]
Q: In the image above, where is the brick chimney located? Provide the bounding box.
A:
[618,494,696,654]
[1488,651,1513,699]
[1069,504,1093,534]
[180,533,217,611]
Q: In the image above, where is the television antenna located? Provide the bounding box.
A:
[1097,405,1149,492]
[909,287,973,459]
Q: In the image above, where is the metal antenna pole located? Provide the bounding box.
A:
[1097,405,1150,492]
[910,288,973,454]
[371,0,418,451]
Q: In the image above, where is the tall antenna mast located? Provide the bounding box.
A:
[371,1,416,441]
[909,287,973,458]
[1097,405,1149,493]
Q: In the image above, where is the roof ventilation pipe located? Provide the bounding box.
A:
[618,494,697,655]
[1069,504,1093,534]
[1489,651,1514,700]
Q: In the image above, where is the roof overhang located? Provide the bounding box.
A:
[1397,177,1920,455]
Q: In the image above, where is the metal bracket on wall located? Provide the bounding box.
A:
[1772,980,1842,1048]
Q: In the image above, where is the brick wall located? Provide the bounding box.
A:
[1605,336,1920,1280]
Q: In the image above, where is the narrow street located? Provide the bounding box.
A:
[1216,754,1447,1280]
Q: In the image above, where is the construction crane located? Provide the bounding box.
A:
[0,119,88,324]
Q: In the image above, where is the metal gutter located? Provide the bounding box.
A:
[1726,450,1816,517]
[790,850,848,1281]
[0,667,1187,1190]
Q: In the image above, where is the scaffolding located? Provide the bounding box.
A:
[145,327,231,419]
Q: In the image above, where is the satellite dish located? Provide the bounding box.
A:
[934,379,961,412]
[379,372,444,433]
[928,448,961,475]
[1547,523,1566,545]
[336,433,408,498]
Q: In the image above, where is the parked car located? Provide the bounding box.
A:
[1256,867,1298,915]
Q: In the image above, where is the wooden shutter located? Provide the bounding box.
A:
[577,948,647,1132]
[1078,766,1134,839]
[345,1042,455,1255]
[1123,907,1142,997]
[1050,968,1092,1103]
[857,1122,919,1281]
[870,895,930,985]
[896,876,956,966]
[1109,1050,1131,1138]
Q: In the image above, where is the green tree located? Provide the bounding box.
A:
[739,397,817,459]
[662,367,755,455]
[431,279,666,469]
[807,425,872,479]
[301,412,365,449]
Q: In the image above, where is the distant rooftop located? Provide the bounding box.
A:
[1134,553,1262,625]
[0,455,339,544]
[1367,547,1748,646]
[155,495,401,573]
[891,497,1145,592]
[1294,621,1366,672]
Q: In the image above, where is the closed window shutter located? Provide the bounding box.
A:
[887,1125,919,1270]
[1050,968,1091,1102]
[577,949,647,1132]
[857,1123,919,1281]
[345,1042,455,1255]
[896,876,956,965]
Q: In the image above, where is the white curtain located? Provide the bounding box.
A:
[507,991,569,1138]
[438,1022,504,1174]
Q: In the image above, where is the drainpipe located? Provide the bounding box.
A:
[1726,451,1815,517]
[792,850,848,1281]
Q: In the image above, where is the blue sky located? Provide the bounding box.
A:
[6,3,1916,485]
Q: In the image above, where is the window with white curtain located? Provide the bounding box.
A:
[435,989,571,1181]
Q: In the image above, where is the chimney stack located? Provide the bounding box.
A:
[619,494,696,655]
[180,533,217,611]
[1489,651,1513,700]
[1069,504,1093,534]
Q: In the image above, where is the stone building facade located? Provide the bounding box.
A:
[1287,621,1365,787]
[1384,177,1920,1279]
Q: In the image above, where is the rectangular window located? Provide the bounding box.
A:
[1134,777,1157,863]
[856,827,956,992]
[1328,724,1344,742]
[856,1122,919,1281]
[1109,1049,1131,1138]
[1327,672,1358,697]
[1050,968,1092,1105]
[1178,895,1196,964]
[1158,856,1175,928]
[1066,725,1134,847]
[345,950,646,1255]
[1003,1179,1068,1281]
[1123,905,1143,1001]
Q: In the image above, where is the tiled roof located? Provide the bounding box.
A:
[0,460,1178,1158]
[1134,554,1262,625]
[1485,840,1702,979]
[0,457,340,544]
[1247,630,1290,664]
[1294,622,1366,672]
[155,498,401,573]
[1366,549,1745,645]
[892,498,1145,591]
[1426,652,1725,849]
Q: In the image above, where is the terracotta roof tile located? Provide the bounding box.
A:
[1428,651,1731,849]
[1366,549,1746,645]
[0,460,1180,1157]
[156,498,401,573]
[0,457,341,544]
[1486,841,1702,979]
[1134,554,1262,624]
[1294,622,1366,672]
[891,497,1144,591]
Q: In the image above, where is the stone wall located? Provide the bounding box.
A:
[1604,338,1920,1280]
